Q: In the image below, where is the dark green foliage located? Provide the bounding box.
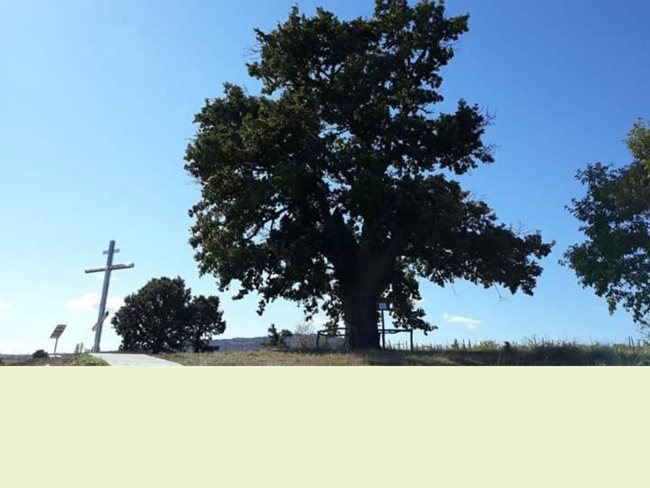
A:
[188,295,226,352]
[32,349,48,359]
[112,277,226,353]
[185,0,553,350]
[564,121,650,326]
[267,324,293,348]
[626,118,650,173]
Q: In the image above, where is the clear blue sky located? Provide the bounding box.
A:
[1,0,648,353]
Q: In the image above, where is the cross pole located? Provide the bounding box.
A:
[378,302,389,350]
[85,240,134,353]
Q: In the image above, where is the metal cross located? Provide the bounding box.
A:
[85,240,134,352]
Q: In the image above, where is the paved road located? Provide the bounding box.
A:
[91,353,181,367]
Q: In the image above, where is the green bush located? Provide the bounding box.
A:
[71,354,108,366]
[32,349,49,359]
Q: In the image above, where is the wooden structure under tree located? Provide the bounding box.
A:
[316,301,414,351]
[316,327,414,351]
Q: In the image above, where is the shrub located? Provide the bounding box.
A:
[72,354,108,366]
[267,324,293,348]
[32,349,49,359]
[293,320,316,349]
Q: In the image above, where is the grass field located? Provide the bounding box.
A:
[160,339,650,366]
[3,340,648,366]
[0,353,108,366]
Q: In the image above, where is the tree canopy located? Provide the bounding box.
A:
[185,0,553,349]
[188,295,227,352]
[626,118,650,174]
[112,277,226,353]
[564,120,650,327]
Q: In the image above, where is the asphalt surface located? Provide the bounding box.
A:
[91,353,181,367]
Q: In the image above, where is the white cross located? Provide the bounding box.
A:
[84,240,134,352]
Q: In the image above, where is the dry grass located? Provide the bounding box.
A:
[4,340,647,366]
[161,350,371,366]
[160,340,650,366]
[1,353,108,366]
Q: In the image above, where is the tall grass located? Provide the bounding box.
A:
[385,337,650,366]
[162,338,650,366]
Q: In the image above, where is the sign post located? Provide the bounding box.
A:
[378,302,389,349]
[85,240,134,353]
[50,324,67,356]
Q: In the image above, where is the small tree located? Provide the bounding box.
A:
[187,295,226,352]
[267,324,293,348]
[564,120,650,326]
[112,277,227,353]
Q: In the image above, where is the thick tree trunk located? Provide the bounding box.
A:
[325,212,389,351]
[342,286,380,351]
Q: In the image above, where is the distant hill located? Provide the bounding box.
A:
[209,334,344,352]
[209,336,268,351]
[0,354,32,361]
[1,335,343,358]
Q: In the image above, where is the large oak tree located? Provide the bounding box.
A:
[185,0,553,350]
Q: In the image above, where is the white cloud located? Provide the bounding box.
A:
[0,301,11,310]
[66,292,124,314]
[442,313,482,330]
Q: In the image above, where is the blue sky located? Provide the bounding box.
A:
[1,0,648,353]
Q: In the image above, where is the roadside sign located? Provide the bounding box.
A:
[50,324,67,356]
[50,324,67,339]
